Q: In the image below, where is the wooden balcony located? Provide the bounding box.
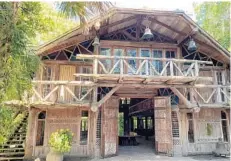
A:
[74,54,213,85]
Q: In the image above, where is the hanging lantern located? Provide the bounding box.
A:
[141,27,153,39]
[188,38,197,51]
[92,36,100,46]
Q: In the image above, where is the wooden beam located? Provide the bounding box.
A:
[100,15,137,34]
[170,87,192,108]
[149,17,187,36]
[121,30,136,40]
[100,40,178,48]
[96,85,121,107]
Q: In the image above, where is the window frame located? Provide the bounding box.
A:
[35,111,46,147]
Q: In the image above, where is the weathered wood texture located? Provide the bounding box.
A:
[25,107,98,158]
[180,108,229,156]
[101,96,119,158]
[154,97,173,155]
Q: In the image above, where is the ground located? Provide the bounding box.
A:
[63,137,229,161]
[37,137,230,161]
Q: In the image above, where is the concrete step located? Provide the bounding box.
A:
[0,152,24,156]
[1,144,24,149]
[0,157,24,161]
[0,148,24,151]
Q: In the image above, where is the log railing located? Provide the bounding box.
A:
[184,86,231,106]
[31,81,94,105]
[129,98,154,115]
[76,54,213,77]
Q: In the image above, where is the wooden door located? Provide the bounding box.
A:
[101,96,119,158]
[59,65,76,103]
[154,96,173,155]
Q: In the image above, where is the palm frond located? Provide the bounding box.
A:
[57,2,113,25]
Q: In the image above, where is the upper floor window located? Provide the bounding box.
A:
[43,66,52,80]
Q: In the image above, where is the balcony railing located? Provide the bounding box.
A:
[75,54,213,80]
[31,81,95,105]
[187,86,231,106]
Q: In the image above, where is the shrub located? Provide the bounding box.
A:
[49,129,74,153]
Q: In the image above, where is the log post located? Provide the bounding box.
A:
[24,107,38,159]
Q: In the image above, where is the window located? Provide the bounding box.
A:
[166,50,176,76]
[80,111,88,145]
[140,49,150,75]
[36,111,46,146]
[216,71,225,101]
[187,113,194,143]
[100,48,111,73]
[79,66,92,100]
[113,48,124,74]
[42,66,52,97]
[152,50,163,74]
[221,111,228,142]
[127,49,137,74]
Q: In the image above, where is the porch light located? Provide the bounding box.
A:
[141,27,153,39]
[188,38,197,51]
[92,36,100,46]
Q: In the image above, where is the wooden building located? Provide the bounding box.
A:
[6,8,230,159]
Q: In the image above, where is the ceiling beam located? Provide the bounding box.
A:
[99,15,137,34]
[149,17,187,36]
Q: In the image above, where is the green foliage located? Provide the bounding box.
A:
[0,107,25,145]
[194,2,230,50]
[118,113,124,136]
[31,3,77,45]
[49,129,74,154]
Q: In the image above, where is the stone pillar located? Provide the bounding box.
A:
[24,107,38,159]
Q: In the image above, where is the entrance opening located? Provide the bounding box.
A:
[118,98,156,155]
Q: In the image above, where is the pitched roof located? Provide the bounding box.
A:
[37,7,230,64]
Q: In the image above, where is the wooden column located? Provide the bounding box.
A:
[179,111,188,156]
[89,110,98,157]
[101,96,119,158]
[24,107,38,159]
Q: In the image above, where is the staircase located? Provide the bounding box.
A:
[0,111,29,161]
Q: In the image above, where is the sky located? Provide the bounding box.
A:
[115,0,197,20]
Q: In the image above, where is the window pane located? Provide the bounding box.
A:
[100,48,111,73]
[127,49,137,74]
[80,111,88,145]
[141,49,150,75]
[113,49,124,74]
[152,50,163,73]
[166,51,175,58]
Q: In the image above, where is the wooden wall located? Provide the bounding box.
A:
[180,108,229,156]
[26,107,97,158]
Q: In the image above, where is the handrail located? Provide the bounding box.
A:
[76,54,213,64]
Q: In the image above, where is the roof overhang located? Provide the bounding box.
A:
[36,7,230,64]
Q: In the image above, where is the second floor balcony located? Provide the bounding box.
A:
[74,54,213,85]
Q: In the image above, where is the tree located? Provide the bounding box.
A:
[193,2,230,50]
[57,2,113,31]
[0,1,112,145]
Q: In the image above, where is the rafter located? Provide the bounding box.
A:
[149,17,187,36]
